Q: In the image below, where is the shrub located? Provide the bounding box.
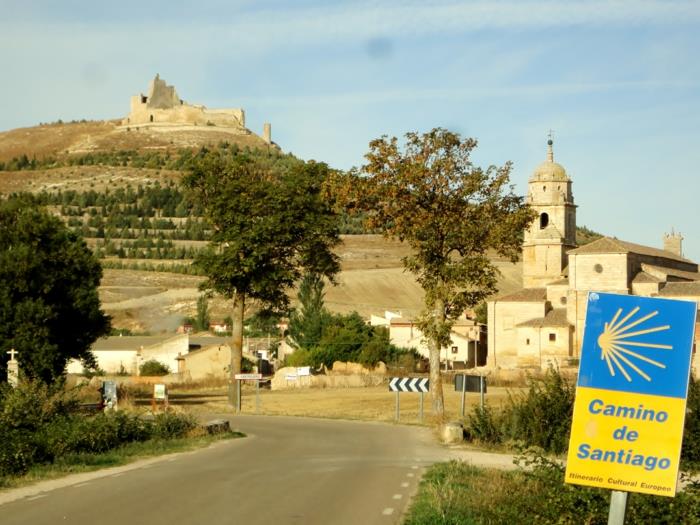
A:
[682,377,700,471]
[139,360,170,376]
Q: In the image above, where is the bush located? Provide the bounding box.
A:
[682,377,700,471]
[0,381,198,477]
[139,360,170,376]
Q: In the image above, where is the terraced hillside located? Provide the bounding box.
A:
[3,120,599,333]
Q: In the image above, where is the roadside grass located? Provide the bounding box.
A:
[404,459,700,525]
[0,431,242,491]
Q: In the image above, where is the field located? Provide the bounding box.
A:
[161,383,514,426]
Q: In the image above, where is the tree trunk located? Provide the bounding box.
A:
[228,290,245,407]
[429,298,445,418]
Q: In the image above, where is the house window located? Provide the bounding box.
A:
[560,296,567,305]
[549,333,556,342]
[526,338,530,345]
[451,346,458,354]
[594,263,603,273]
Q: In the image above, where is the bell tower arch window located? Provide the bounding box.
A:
[539,212,549,229]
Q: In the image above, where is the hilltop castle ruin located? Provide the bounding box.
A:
[122,75,271,144]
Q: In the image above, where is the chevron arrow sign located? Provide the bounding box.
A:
[389,377,429,393]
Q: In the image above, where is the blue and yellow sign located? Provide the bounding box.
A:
[565,292,697,497]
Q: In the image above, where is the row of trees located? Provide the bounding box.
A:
[1,128,533,418]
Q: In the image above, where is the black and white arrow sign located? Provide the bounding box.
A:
[389,377,429,393]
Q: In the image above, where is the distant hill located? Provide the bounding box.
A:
[0,119,274,164]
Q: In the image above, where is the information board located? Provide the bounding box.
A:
[565,292,697,497]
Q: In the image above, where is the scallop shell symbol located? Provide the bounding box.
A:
[596,307,672,382]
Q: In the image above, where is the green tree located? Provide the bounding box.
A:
[195,294,210,332]
[139,359,170,376]
[288,273,332,350]
[183,148,340,406]
[0,195,111,383]
[342,128,534,416]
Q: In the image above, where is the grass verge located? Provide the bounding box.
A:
[404,457,700,524]
[0,431,242,491]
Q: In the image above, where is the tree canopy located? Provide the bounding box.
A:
[182,147,341,398]
[0,195,111,383]
[341,128,534,415]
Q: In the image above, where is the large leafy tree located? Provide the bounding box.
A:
[342,128,534,417]
[183,148,340,404]
[0,195,111,383]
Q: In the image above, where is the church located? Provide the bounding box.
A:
[486,139,700,371]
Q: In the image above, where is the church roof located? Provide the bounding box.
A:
[641,263,700,282]
[495,288,547,302]
[658,282,700,297]
[568,237,695,265]
[517,308,570,328]
[632,271,662,284]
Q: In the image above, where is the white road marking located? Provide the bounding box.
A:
[401,482,409,488]
[382,508,394,516]
[411,465,419,470]
[73,483,89,488]
[110,473,124,478]
[407,473,415,478]
[26,495,46,501]
[393,494,403,500]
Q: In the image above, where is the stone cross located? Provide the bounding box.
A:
[6,348,19,388]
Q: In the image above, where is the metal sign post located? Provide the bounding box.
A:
[419,392,424,422]
[395,391,400,422]
[608,491,628,525]
[460,374,467,417]
[479,375,485,410]
[234,373,263,414]
[389,377,429,423]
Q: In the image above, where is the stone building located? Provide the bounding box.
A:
[121,74,273,144]
[487,140,700,371]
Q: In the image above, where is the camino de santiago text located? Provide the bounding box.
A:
[576,398,672,471]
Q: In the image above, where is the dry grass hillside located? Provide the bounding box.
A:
[0,119,272,163]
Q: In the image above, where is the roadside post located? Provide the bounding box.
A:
[564,292,697,524]
[454,374,488,417]
[389,377,429,422]
[101,380,118,412]
[153,383,168,412]
[234,373,263,414]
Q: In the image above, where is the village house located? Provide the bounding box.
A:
[487,139,700,372]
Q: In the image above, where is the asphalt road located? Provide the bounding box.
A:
[0,416,451,525]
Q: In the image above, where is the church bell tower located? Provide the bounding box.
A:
[522,138,577,288]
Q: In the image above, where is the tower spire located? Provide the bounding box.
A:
[547,129,554,162]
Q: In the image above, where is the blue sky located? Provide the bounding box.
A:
[1,1,699,261]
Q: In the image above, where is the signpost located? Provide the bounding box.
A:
[454,374,487,416]
[152,383,168,411]
[234,373,263,414]
[101,380,118,411]
[565,292,697,523]
[389,377,429,422]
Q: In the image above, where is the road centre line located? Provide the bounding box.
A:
[407,473,415,478]
[393,494,403,500]
[382,508,394,515]
[401,482,409,488]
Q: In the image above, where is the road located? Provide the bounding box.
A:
[0,415,455,525]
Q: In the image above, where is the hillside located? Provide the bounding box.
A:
[0,119,274,164]
[1,122,605,333]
